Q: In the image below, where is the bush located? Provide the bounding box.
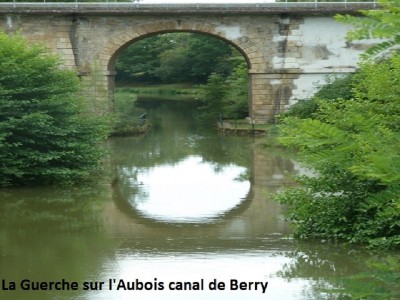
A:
[198,61,249,122]
[111,89,148,136]
[197,73,227,122]
[222,63,249,119]
[314,74,354,100]
[0,32,109,186]
[279,98,320,120]
[276,55,400,249]
[280,74,354,119]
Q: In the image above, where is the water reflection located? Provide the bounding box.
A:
[122,155,250,223]
[107,99,294,250]
[0,97,396,300]
[0,185,113,300]
[89,252,309,300]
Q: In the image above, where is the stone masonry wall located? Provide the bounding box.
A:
[0,12,368,122]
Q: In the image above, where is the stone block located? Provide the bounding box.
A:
[199,23,214,33]
[287,40,300,47]
[283,57,297,63]
[284,63,299,69]
[246,52,263,60]
[57,42,72,49]
[272,57,284,64]
[57,48,73,55]
[252,95,270,103]
[249,57,265,64]
[134,27,149,36]
[252,89,273,96]
[289,29,302,36]
[272,35,286,42]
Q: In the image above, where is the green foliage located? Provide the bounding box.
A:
[335,0,400,58]
[280,74,354,119]
[111,88,148,136]
[314,74,355,100]
[197,73,227,122]
[115,32,237,85]
[115,32,249,122]
[335,255,400,299]
[198,60,249,122]
[276,55,400,249]
[115,35,162,83]
[0,32,109,186]
[279,98,320,120]
[222,62,249,119]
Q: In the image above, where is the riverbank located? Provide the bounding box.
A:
[111,87,148,136]
[217,119,269,137]
[112,85,202,136]
[113,86,270,138]
[116,84,201,98]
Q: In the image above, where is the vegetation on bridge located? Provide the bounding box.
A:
[0,31,110,187]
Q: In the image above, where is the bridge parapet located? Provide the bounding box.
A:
[0,1,378,15]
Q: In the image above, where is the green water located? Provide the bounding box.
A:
[0,98,397,300]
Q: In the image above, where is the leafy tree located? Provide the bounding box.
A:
[197,73,227,122]
[115,32,239,85]
[115,35,164,83]
[335,0,400,58]
[275,54,400,249]
[155,47,191,83]
[314,74,355,100]
[115,32,250,122]
[184,34,236,82]
[276,0,400,248]
[222,61,249,119]
[0,32,109,186]
[198,59,249,122]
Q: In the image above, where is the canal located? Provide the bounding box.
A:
[0,97,396,300]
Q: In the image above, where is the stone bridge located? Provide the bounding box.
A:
[0,2,377,122]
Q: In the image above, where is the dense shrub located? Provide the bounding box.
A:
[276,55,400,249]
[0,32,109,186]
[314,74,355,100]
[198,62,249,122]
[280,74,354,119]
[279,98,320,120]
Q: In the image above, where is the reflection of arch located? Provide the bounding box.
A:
[111,181,253,228]
[104,145,295,244]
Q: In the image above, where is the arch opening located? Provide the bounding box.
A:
[104,26,256,125]
[108,30,252,80]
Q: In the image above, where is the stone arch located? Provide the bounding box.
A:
[105,20,261,72]
[97,20,264,118]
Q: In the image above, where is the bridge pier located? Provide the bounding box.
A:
[77,71,113,115]
[249,72,299,123]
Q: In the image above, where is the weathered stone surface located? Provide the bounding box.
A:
[0,10,371,122]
